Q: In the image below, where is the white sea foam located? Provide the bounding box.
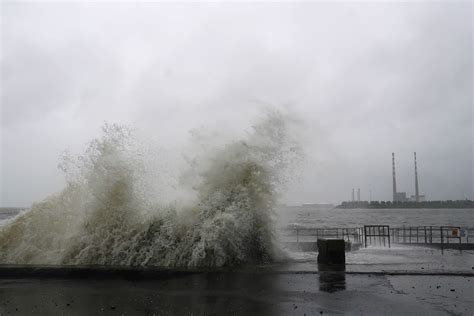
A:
[0,110,300,267]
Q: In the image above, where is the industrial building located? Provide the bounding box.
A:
[392,152,425,202]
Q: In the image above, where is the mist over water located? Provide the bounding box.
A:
[0,110,301,267]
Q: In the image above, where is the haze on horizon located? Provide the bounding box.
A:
[1,1,472,207]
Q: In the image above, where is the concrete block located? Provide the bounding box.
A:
[317,239,346,265]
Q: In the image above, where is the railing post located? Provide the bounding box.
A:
[371,227,373,245]
[383,227,386,247]
[364,226,367,248]
[424,226,427,244]
[388,226,391,248]
[380,227,382,245]
[417,227,419,243]
[440,227,444,253]
[296,229,299,243]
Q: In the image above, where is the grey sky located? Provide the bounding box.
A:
[1,1,472,207]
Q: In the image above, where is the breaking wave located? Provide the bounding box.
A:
[0,110,300,267]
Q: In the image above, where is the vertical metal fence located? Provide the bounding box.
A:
[290,225,468,252]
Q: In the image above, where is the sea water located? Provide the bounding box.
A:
[276,206,474,229]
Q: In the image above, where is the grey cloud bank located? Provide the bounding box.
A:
[1,1,472,207]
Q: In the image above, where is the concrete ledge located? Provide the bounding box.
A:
[0,265,473,278]
[0,265,200,279]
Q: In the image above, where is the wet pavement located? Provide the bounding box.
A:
[0,269,473,315]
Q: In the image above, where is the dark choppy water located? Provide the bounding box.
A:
[277,206,474,229]
[0,208,25,221]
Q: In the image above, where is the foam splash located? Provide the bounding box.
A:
[0,110,300,267]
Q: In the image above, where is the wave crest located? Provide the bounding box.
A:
[0,110,300,267]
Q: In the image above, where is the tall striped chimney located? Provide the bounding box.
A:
[414,152,419,203]
[392,152,397,202]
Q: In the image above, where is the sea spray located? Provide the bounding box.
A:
[0,110,300,267]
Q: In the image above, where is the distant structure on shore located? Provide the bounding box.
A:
[350,188,362,202]
[413,152,420,202]
[392,152,425,202]
[337,199,474,209]
[337,152,472,209]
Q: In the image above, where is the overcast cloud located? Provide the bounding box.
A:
[1,1,472,207]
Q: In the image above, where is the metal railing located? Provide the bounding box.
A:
[288,225,469,252]
[364,225,390,248]
[291,227,363,243]
[389,226,462,252]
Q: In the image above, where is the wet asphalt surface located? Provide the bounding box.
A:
[0,269,473,315]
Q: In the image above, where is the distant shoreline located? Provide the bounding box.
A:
[337,200,474,209]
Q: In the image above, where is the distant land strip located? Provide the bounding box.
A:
[337,200,474,209]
